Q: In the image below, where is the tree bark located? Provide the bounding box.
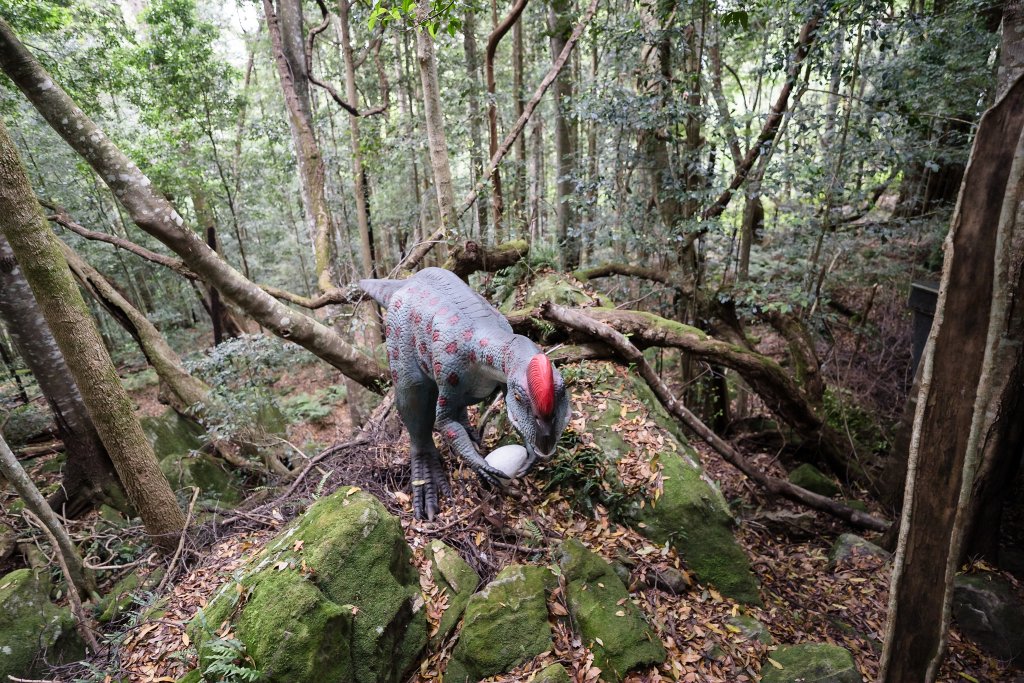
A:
[549,0,580,269]
[264,0,339,293]
[0,120,186,551]
[463,8,489,240]
[879,76,1024,683]
[0,18,384,391]
[0,233,121,518]
[416,0,457,235]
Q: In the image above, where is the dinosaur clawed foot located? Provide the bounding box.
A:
[411,449,451,521]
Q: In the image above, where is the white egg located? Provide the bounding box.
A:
[484,444,530,479]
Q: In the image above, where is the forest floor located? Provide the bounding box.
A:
[4,354,1014,683]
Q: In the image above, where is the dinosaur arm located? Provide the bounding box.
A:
[436,407,506,485]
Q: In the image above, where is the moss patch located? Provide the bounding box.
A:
[424,540,479,647]
[760,643,863,683]
[0,569,85,680]
[788,463,840,498]
[556,539,665,681]
[446,565,554,682]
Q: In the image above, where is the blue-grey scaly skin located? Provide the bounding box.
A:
[359,267,571,520]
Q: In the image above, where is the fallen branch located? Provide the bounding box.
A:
[449,239,528,278]
[154,487,198,595]
[540,303,889,532]
[572,262,693,294]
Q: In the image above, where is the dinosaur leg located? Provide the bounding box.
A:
[395,377,450,520]
[455,406,482,449]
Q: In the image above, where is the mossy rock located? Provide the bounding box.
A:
[499,273,595,313]
[553,362,759,604]
[0,569,85,680]
[760,643,863,683]
[141,409,205,462]
[952,573,1024,664]
[0,522,14,561]
[160,452,239,507]
[788,463,840,498]
[446,564,555,682]
[828,534,890,570]
[192,487,426,683]
[727,615,774,645]
[636,451,761,605]
[1,403,54,448]
[556,539,665,682]
[534,662,572,682]
[424,540,480,647]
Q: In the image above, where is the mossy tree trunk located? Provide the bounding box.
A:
[0,120,185,552]
[0,233,122,517]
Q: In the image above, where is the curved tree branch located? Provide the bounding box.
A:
[307,0,389,117]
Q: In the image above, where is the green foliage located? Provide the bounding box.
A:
[368,0,464,37]
[200,638,263,683]
[538,430,640,521]
[278,385,348,424]
[823,387,890,455]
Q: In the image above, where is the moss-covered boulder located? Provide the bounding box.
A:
[727,615,774,645]
[0,569,85,679]
[556,539,665,681]
[788,463,841,498]
[828,533,890,570]
[500,272,596,313]
[446,564,555,683]
[191,487,426,683]
[760,643,863,683]
[141,408,205,461]
[549,364,760,605]
[534,662,572,682]
[159,452,239,506]
[952,573,1024,665]
[424,540,480,646]
[2,403,55,447]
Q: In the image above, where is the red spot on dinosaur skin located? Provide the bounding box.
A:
[385,325,392,337]
[445,428,457,440]
[468,350,477,363]
[447,373,459,386]
[438,396,448,407]
[426,320,433,334]
[448,315,459,325]
[445,342,458,354]
[390,348,400,360]
[429,296,438,306]
[527,354,555,417]
[486,354,494,365]
[391,370,399,382]
[438,306,448,316]
[434,361,442,376]
[419,341,427,355]
[432,330,441,342]
[412,312,422,324]
[392,298,403,310]
[479,338,489,347]
[463,329,473,341]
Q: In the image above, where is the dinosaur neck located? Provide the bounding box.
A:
[494,334,541,384]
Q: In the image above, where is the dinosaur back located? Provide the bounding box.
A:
[411,268,513,332]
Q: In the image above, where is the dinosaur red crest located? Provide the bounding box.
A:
[527,353,555,418]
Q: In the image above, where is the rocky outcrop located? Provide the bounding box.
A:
[0,569,85,680]
[445,564,554,683]
[556,539,665,681]
[953,573,1024,666]
[788,463,840,497]
[424,540,480,646]
[828,533,890,570]
[189,487,427,683]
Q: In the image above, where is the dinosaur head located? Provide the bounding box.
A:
[505,353,570,469]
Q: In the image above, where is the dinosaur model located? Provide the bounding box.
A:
[360,267,571,519]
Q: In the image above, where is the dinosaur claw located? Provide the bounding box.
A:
[411,448,449,521]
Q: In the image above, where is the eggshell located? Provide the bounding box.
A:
[484,444,529,479]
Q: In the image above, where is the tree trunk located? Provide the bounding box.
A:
[549,0,579,269]
[0,18,384,390]
[0,120,185,552]
[264,0,339,293]
[463,8,489,240]
[512,14,527,229]
[0,233,122,518]
[879,76,1024,683]
[416,0,457,236]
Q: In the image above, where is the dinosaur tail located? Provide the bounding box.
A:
[358,278,406,308]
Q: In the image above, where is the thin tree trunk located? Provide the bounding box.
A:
[0,233,122,518]
[0,119,185,551]
[549,0,579,269]
[416,0,457,237]
[512,14,527,229]
[464,8,489,240]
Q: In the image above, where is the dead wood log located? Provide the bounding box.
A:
[572,262,694,295]
[448,239,529,278]
[541,303,889,532]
